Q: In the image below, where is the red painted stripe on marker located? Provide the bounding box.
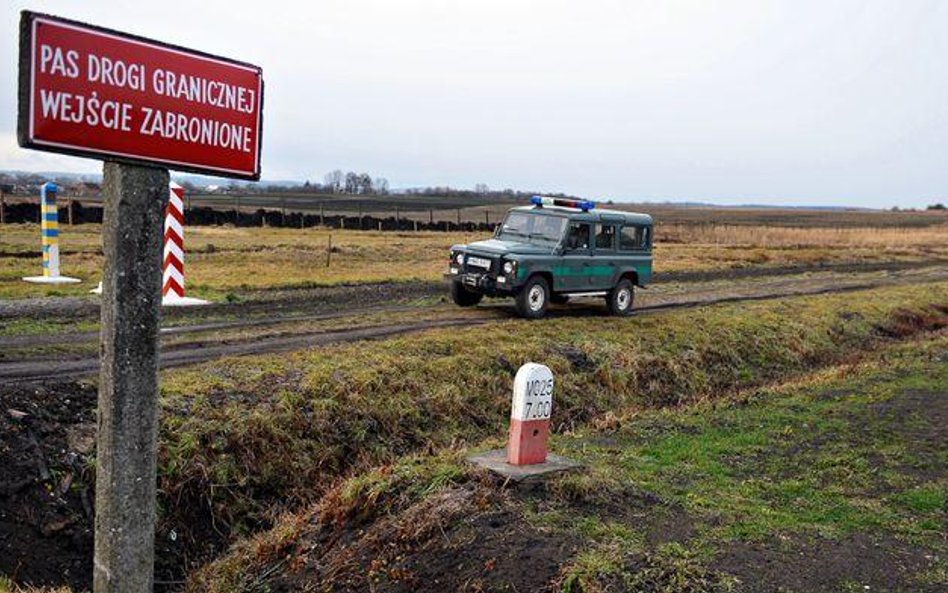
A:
[162,277,184,298]
[507,417,549,465]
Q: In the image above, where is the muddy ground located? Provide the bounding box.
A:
[0,381,95,589]
[3,262,948,383]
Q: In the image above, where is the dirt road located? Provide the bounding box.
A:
[1,261,946,383]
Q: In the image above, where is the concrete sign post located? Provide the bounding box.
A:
[22,182,81,284]
[94,163,168,592]
[508,363,554,465]
[17,11,263,592]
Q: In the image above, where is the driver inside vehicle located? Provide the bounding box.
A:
[566,223,590,249]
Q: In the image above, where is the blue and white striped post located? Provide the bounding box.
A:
[22,182,81,284]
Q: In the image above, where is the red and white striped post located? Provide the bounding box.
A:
[92,182,208,304]
[161,182,208,306]
[508,363,554,465]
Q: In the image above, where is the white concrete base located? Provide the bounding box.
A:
[162,295,210,307]
[90,283,209,306]
[466,448,583,483]
[23,275,82,284]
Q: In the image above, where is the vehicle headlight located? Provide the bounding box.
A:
[455,252,465,265]
[503,261,516,275]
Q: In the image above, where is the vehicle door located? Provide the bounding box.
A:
[591,223,618,290]
[560,222,592,291]
[618,224,652,283]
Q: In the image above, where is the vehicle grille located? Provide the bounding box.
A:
[463,254,495,274]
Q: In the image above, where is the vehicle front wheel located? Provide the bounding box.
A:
[606,279,634,316]
[516,276,550,319]
[451,281,483,307]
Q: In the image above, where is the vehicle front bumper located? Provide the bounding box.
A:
[444,269,518,295]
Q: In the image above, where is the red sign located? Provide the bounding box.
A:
[17,11,264,180]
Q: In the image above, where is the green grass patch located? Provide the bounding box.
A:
[155,283,947,555]
[0,317,97,337]
[191,334,947,591]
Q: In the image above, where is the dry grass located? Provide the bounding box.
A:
[1,220,946,299]
[187,329,948,593]
[156,283,948,560]
[0,224,482,299]
[0,579,71,593]
[661,222,948,248]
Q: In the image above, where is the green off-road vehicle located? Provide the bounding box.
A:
[447,196,653,318]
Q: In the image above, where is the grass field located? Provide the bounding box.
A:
[181,287,948,592]
[2,219,946,300]
[0,277,945,592]
[1,205,947,593]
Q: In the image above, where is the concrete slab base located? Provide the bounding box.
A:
[466,448,583,482]
[91,283,210,306]
[23,275,82,284]
[161,295,211,307]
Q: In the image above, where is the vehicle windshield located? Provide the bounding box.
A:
[496,212,567,244]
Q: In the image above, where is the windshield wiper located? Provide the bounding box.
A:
[526,233,555,242]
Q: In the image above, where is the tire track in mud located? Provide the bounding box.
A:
[2,265,947,382]
[2,259,945,322]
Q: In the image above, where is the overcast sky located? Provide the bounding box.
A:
[2,1,946,208]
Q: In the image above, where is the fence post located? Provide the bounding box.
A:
[456,208,461,225]
[1,190,6,224]
[429,208,433,224]
[326,233,332,267]
[319,202,325,226]
[281,198,287,226]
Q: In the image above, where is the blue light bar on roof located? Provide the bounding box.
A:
[531,195,595,211]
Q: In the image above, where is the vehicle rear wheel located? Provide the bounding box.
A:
[516,276,550,319]
[606,279,634,316]
[451,281,483,307]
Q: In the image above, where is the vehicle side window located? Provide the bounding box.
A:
[619,225,651,250]
[595,224,616,250]
[566,223,590,250]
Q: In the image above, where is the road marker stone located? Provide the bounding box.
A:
[468,363,581,481]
